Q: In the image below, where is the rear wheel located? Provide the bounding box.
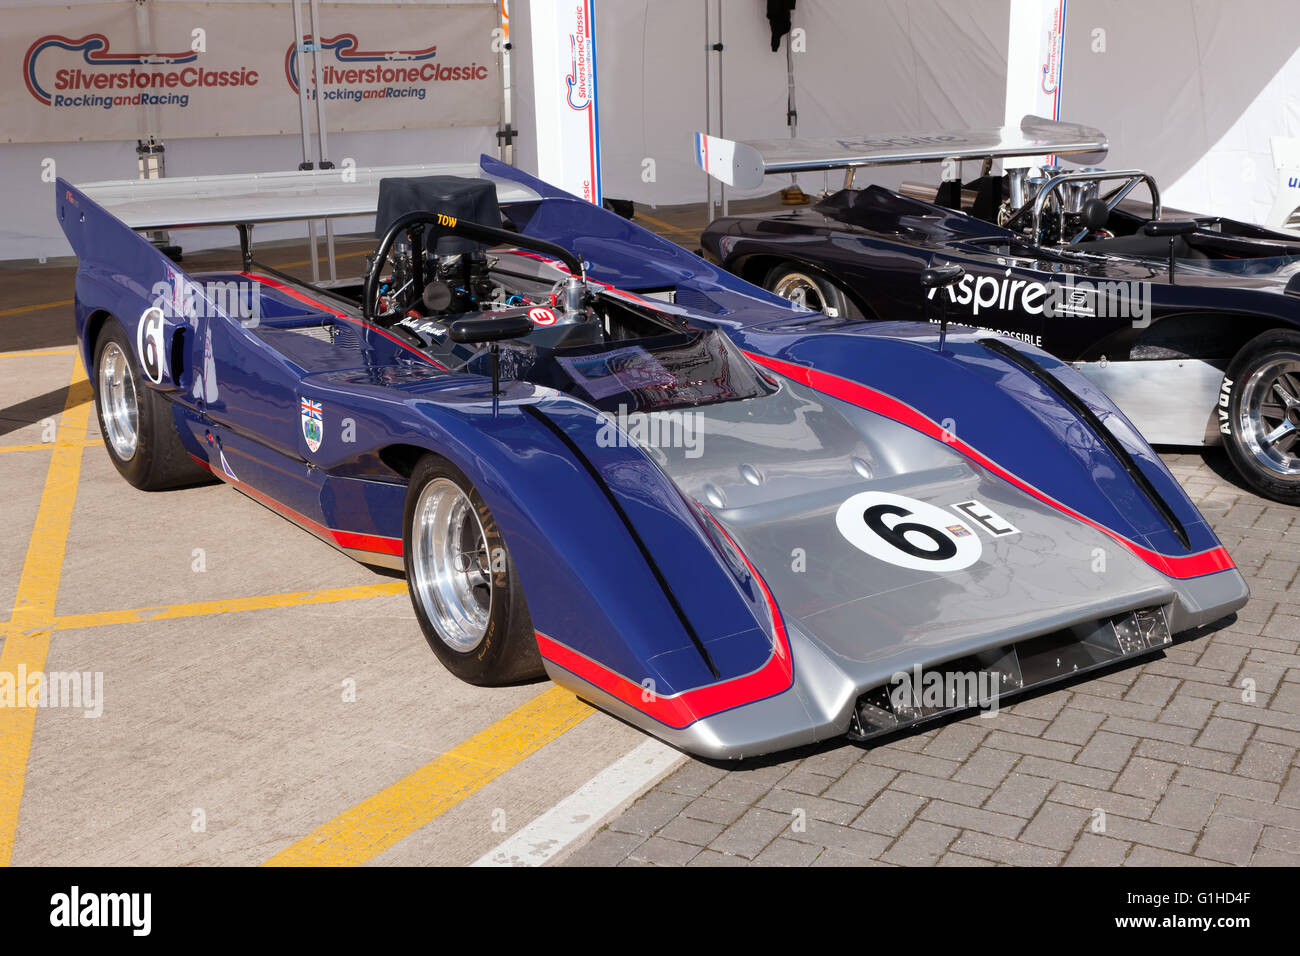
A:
[1220,329,1300,504]
[763,263,862,318]
[92,320,210,490]
[402,454,542,684]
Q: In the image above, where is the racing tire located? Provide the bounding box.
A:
[402,454,543,685]
[92,320,211,491]
[763,263,863,319]
[1219,328,1300,505]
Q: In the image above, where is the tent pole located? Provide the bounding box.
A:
[307,0,336,282]
[717,0,726,218]
[786,33,797,170]
[290,0,320,283]
[703,1,712,221]
[498,1,515,164]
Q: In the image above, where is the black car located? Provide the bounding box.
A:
[696,117,1300,504]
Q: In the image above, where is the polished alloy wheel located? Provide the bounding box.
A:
[98,341,139,461]
[772,271,828,313]
[1239,353,1300,478]
[409,478,493,651]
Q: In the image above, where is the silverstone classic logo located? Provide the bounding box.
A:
[23,33,257,109]
[1040,1,1066,96]
[285,34,489,103]
[565,11,593,111]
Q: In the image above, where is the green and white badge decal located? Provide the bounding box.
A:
[301,397,323,453]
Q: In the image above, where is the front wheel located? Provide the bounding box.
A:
[1219,329,1300,504]
[763,263,862,318]
[402,454,543,685]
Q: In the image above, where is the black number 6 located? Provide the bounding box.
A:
[863,504,957,560]
[139,309,164,383]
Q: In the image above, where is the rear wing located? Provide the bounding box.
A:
[76,162,542,232]
[694,115,1108,189]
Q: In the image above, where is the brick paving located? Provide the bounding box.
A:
[565,450,1300,867]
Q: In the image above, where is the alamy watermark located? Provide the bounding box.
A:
[50,886,150,936]
[596,406,704,459]
[0,665,103,718]
[151,276,261,326]
[927,271,1151,325]
[889,663,1001,717]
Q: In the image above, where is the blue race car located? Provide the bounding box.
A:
[57,156,1247,759]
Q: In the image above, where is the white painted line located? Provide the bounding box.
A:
[472,739,683,867]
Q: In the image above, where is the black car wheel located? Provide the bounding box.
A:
[1220,329,1300,504]
[402,453,543,685]
[764,263,862,318]
[93,320,211,491]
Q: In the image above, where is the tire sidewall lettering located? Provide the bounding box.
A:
[1218,376,1234,435]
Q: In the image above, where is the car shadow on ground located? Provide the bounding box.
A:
[636,611,1241,775]
[0,379,93,438]
[0,314,77,355]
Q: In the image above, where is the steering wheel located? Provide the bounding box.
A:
[363,210,585,325]
[364,214,438,324]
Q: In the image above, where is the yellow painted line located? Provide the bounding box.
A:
[0,439,101,455]
[0,299,73,318]
[635,211,699,239]
[0,354,91,866]
[31,581,407,636]
[263,685,593,866]
[0,347,77,359]
[270,248,371,270]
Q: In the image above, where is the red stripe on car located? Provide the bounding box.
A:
[744,351,1234,580]
[188,452,402,557]
[537,510,793,729]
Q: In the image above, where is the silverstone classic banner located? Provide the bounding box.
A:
[7,1,500,143]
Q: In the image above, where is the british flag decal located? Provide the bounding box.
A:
[301,397,323,453]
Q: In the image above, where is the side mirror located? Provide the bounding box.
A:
[1143,219,1198,237]
[1144,220,1199,285]
[448,315,534,398]
[448,315,534,344]
[920,264,965,289]
[921,263,964,352]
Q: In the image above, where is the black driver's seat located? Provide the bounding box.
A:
[1075,232,1210,260]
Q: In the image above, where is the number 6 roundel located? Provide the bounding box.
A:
[835,491,982,572]
[137,306,167,385]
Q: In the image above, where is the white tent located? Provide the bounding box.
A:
[580,0,1012,206]
[519,0,1300,226]
[4,0,1300,260]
